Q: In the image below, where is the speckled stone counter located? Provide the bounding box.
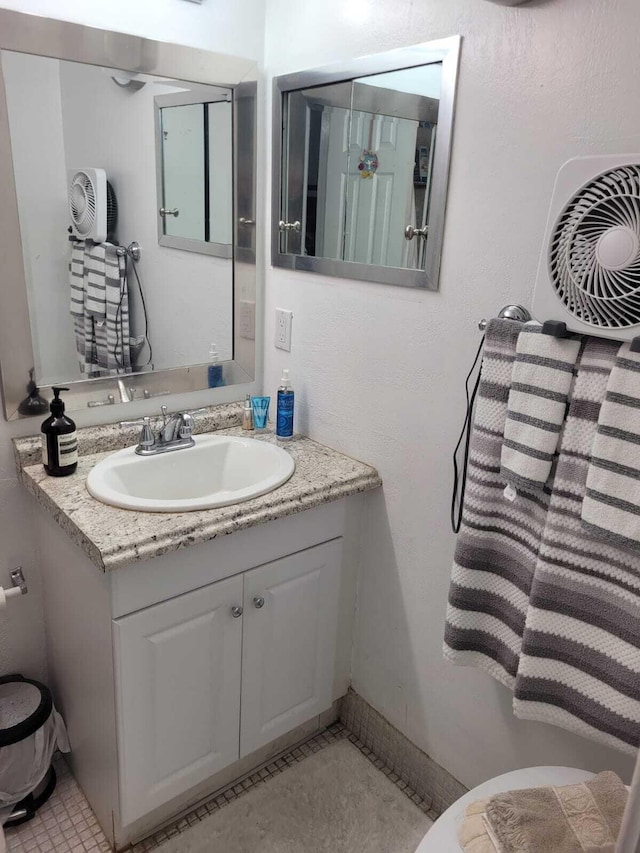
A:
[13,406,381,572]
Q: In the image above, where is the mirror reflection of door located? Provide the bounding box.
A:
[161,103,206,241]
[157,93,232,256]
[282,62,441,272]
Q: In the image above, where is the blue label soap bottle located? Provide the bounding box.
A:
[276,369,294,440]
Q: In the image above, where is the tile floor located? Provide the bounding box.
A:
[5,724,435,853]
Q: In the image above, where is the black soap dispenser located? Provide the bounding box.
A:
[41,387,78,476]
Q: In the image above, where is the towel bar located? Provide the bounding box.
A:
[478,305,531,331]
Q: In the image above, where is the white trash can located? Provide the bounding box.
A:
[0,674,70,827]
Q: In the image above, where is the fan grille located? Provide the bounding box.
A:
[69,171,96,238]
[549,164,640,329]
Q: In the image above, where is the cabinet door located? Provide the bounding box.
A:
[113,574,243,825]
[240,539,342,757]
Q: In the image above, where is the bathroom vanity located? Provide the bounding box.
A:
[14,405,381,849]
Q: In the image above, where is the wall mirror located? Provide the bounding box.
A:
[272,37,460,289]
[0,10,257,420]
[155,87,233,257]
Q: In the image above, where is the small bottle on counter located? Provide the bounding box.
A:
[41,387,78,477]
[242,393,254,430]
[276,369,294,440]
[207,343,225,388]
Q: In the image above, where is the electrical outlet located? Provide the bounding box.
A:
[275,308,293,351]
[239,300,255,340]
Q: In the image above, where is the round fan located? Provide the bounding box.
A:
[547,163,640,331]
[68,168,108,242]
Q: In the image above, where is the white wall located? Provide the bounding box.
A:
[263,0,638,787]
[0,0,264,683]
[0,0,264,59]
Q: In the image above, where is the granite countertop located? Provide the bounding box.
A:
[14,404,381,572]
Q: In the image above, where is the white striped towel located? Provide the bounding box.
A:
[501,322,581,493]
[582,342,640,549]
[514,337,640,755]
[86,243,131,374]
[444,319,551,688]
[69,240,100,377]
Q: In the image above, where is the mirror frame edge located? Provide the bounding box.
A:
[0,8,258,421]
[270,35,462,290]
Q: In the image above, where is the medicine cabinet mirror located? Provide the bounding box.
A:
[0,9,257,420]
[272,37,460,289]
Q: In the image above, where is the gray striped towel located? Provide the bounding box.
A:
[69,240,100,377]
[444,319,551,688]
[514,337,640,755]
[501,322,581,493]
[84,243,108,318]
[582,342,640,549]
[69,242,131,376]
[85,243,131,374]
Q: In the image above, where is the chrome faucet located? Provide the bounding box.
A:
[120,406,206,456]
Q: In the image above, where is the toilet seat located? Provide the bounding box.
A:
[414,766,595,852]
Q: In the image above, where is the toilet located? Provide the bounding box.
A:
[414,766,595,852]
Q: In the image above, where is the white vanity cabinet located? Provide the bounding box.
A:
[35,497,355,849]
[113,574,244,825]
[113,539,342,825]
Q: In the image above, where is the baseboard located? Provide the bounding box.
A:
[340,689,467,816]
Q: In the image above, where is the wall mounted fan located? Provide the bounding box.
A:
[68,168,118,243]
[532,155,640,343]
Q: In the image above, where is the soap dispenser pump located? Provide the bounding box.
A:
[41,387,78,476]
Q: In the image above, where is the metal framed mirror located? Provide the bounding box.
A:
[0,9,257,420]
[272,37,461,290]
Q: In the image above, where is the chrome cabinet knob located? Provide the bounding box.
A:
[159,207,180,217]
[404,225,428,241]
[239,217,256,226]
[253,596,265,609]
[278,220,301,232]
[231,605,243,618]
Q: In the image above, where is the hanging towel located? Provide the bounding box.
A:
[69,240,100,377]
[514,337,640,755]
[444,319,551,688]
[582,342,640,549]
[485,771,628,853]
[501,322,581,493]
[83,242,131,375]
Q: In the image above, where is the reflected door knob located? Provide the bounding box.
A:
[404,225,428,240]
[253,596,265,609]
[278,220,301,232]
[231,605,243,618]
[159,207,180,217]
[239,217,256,227]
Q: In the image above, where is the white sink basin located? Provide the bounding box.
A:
[86,434,295,512]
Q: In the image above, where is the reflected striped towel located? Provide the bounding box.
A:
[582,342,640,549]
[501,323,581,493]
[69,240,100,377]
[444,319,551,688]
[85,243,131,374]
[514,337,640,755]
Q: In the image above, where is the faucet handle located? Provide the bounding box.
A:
[120,416,155,450]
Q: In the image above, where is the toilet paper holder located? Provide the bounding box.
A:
[7,568,27,598]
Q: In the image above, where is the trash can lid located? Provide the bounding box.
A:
[0,675,52,747]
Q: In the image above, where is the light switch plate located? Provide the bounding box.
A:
[239,300,255,340]
[275,308,293,351]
